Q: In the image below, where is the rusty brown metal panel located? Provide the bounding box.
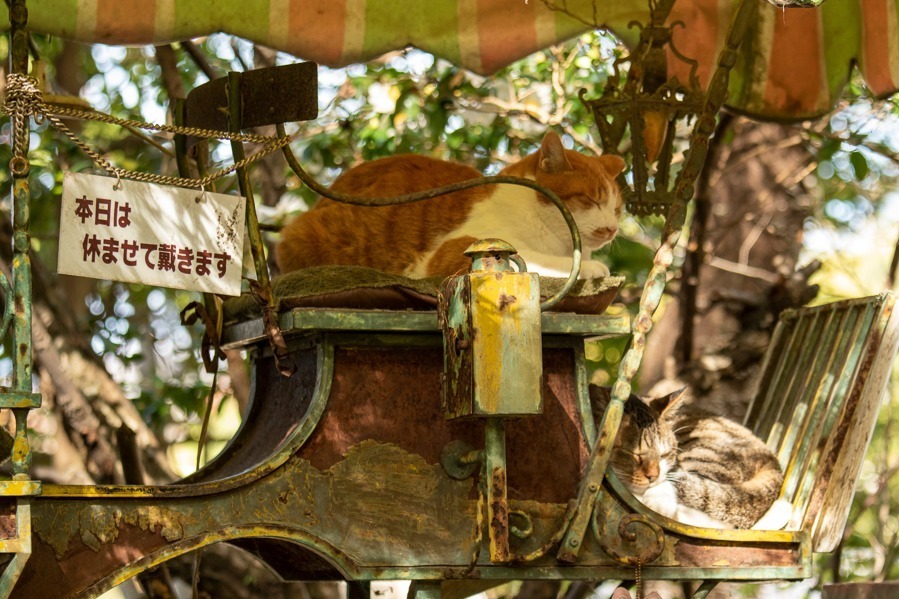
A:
[299,345,587,504]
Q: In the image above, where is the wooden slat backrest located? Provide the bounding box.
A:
[743,292,899,552]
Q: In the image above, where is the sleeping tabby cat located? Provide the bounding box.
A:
[590,385,792,529]
[276,132,625,279]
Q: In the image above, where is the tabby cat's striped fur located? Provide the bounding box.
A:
[590,386,785,529]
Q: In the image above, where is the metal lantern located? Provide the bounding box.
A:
[581,0,705,216]
[439,238,543,419]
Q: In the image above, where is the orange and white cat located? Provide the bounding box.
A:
[276,131,625,279]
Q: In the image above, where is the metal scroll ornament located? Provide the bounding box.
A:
[580,0,704,216]
[593,510,666,567]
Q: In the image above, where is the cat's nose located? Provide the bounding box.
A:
[644,464,659,483]
[593,226,617,240]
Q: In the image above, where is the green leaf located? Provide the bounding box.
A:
[849,151,869,181]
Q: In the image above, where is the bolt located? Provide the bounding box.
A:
[569,538,580,548]
[588,483,599,493]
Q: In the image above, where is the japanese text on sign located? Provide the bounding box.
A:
[58,173,245,296]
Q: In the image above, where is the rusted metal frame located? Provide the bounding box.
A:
[572,341,597,444]
[780,311,849,497]
[41,336,333,499]
[786,308,868,513]
[753,318,803,443]
[798,299,886,533]
[743,316,793,435]
[277,127,583,310]
[557,212,683,563]
[0,3,38,595]
[749,298,879,440]
[220,308,631,349]
[812,293,899,551]
[0,501,31,597]
[226,73,295,376]
[72,517,811,599]
[484,419,509,562]
[3,0,40,483]
[81,525,359,599]
[774,308,842,465]
[762,311,823,451]
[789,303,878,518]
[604,468,799,544]
[559,0,757,564]
[691,581,720,598]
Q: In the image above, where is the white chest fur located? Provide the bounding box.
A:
[406,183,616,279]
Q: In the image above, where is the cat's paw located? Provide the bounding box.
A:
[578,259,610,279]
[638,481,679,519]
[752,499,793,530]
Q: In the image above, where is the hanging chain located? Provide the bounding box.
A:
[2,73,295,189]
[634,559,643,599]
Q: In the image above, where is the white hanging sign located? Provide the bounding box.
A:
[58,173,246,296]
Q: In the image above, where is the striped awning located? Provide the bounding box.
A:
[12,0,899,121]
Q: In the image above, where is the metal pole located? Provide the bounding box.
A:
[8,0,36,480]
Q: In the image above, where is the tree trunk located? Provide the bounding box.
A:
[642,117,818,418]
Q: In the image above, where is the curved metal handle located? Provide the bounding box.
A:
[510,253,528,274]
[277,125,582,310]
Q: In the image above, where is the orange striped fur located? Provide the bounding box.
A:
[276,132,625,279]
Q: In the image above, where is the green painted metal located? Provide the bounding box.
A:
[0,2,38,595]
[221,308,630,348]
[7,0,36,481]
[223,72,294,376]
[408,581,442,598]
[41,337,334,500]
[0,502,32,596]
[484,418,509,562]
[740,294,899,552]
[441,241,542,418]
[560,0,758,563]
[0,391,41,410]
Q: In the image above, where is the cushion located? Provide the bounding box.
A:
[223,265,623,324]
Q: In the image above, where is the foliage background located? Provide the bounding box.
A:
[1,25,898,598]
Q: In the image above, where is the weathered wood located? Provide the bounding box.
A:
[823,582,899,599]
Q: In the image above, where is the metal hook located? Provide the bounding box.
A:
[112,172,123,191]
[195,184,207,204]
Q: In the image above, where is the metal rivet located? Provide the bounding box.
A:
[569,538,580,547]
[588,483,599,493]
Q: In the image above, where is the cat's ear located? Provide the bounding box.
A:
[538,131,572,173]
[598,154,626,177]
[649,387,689,418]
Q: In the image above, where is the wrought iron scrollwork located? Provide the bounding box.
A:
[593,510,666,567]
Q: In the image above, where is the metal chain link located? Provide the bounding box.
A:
[2,73,294,189]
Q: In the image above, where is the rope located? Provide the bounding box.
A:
[2,73,294,189]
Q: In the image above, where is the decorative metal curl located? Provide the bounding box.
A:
[593,511,666,567]
[509,510,534,539]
